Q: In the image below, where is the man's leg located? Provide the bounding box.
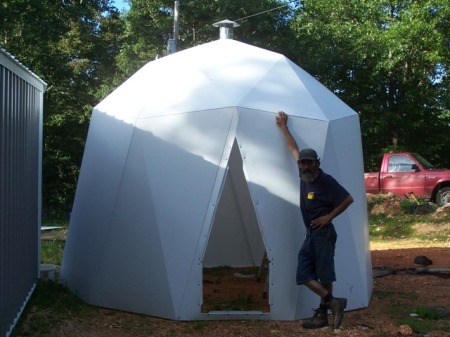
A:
[328,296,347,329]
[320,282,333,304]
[304,280,333,313]
[298,233,344,329]
[304,280,346,329]
[301,280,329,329]
[312,227,347,329]
[304,280,329,299]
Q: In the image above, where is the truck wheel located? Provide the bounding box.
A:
[436,187,450,206]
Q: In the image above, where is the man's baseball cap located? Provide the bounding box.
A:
[298,148,318,161]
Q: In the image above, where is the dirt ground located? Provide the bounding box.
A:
[22,244,449,337]
[32,198,450,337]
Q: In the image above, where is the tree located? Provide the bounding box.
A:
[115,0,296,80]
[2,0,448,218]
[1,0,123,218]
[291,0,450,169]
[114,0,173,80]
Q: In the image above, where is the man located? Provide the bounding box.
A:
[276,111,354,329]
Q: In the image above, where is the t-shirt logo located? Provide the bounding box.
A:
[307,192,315,200]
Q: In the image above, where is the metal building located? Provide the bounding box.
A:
[0,48,47,337]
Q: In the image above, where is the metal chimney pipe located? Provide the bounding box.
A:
[167,1,179,54]
[213,19,240,40]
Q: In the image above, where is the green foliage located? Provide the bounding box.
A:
[400,307,450,333]
[203,265,232,276]
[291,0,450,170]
[1,0,449,219]
[373,289,417,301]
[414,306,446,320]
[399,199,416,213]
[12,280,93,336]
[368,202,450,240]
[366,193,399,213]
[369,214,415,238]
[189,321,210,331]
[399,197,434,214]
[212,295,255,311]
[12,207,450,335]
[115,0,295,79]
[381,302,450,334]
[41,240,66,265]
[398,317,434,334]
[42,216,69,229]
[398,308,450,334]
[367,193,450,242]
[1,0,123,218]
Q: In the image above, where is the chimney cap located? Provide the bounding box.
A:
[213,19,240,28]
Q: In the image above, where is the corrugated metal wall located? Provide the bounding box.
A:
[0,50,46,337]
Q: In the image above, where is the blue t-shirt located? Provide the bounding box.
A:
[299,168,350,228]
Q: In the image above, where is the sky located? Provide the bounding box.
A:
[112,0,130,12]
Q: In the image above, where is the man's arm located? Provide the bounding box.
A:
[276,111,300,160]
[310,195,354,230]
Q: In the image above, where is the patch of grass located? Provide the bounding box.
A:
[204,265,232,276]
[369,212,450,241]
[373,289,418,301]
[367,193,450,242]
[369,214,415,238]
[414,306,446,320]
[12,280,95,336]
[366,193,396,210]
[415,228,450,241]
[394,306,450,334]
[41,239,65,265]
[212,295,256,311]
[31,280,84,312]
[19,203,448,335]
[189,321,210,331]
[203,278,221,284]
[399,196,435,214]
[384,304,412,318]
[372,326,390,337]
[398,317,434,334]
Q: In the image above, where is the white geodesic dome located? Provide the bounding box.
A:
[60,38,372,321]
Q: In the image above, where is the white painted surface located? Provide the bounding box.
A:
[61,39,371,321]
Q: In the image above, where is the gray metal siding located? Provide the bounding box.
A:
[0,50,46,337]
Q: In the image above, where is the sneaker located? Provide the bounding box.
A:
[328,297,347,329]
[302,307,328,329]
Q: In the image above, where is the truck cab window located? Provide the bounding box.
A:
[388,156,417,172]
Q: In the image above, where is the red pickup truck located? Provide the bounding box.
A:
[364,152,450,206]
